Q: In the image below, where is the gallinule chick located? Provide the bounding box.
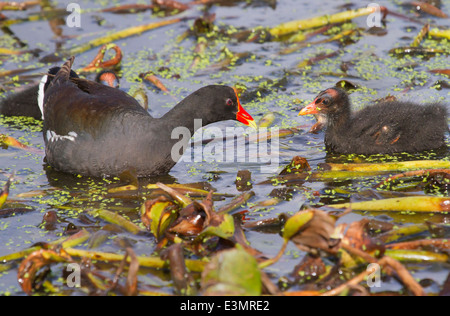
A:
[299,87,448,154]
[42,57,257,177]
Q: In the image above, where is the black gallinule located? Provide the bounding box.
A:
[299,87,449,154]
[0,69,119,119]
[0,67,76,119]
[1,84,44,119]
[42,57,257,177]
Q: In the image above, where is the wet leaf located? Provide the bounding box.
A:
[385,249,449,263]
[64,248,206,272]
[280,30,354,55]
[375,169,450,190]
[201,247,262,296]
[0,207,34,218]
[200,212,235,239]
[102,4,154,14]
[67,17,183,55]
[409,1,448,18]
[41,210,58,231]
[260,210,338,269]
[107,184,139,193]
[257,112,276,128]
[87,231,111,249]
[235,170,252,192]
[141,197,178,239]
[140,72,169,92]
[17,249,73,295]
[328,196,450,213]
[411,23,429,47]
[319,160,450,172]
[168,202,205,237]
[343,219,385,258]
[243,214,285,232]
[279,156,311,175]
[388,46,446,57]
[131,87,149,110]
[161,244,196,295]
[78,44,123,73]
[429,28,450,40]
[125,248,139,296]
[270,6,386,37]
[89,209,143,235]
[192,13,216,35]
[156,182,193,208]
[0,174,13,208]
[386,238,450,251]
[282,210,315,241]
[0,134,44,154]
[378,223,429,243]
[285,209,340,254]
[0,1,40,11]
[152,0,190,12]
[430,69,450,76]
[291,254,327,283]
[146,182,227,198]
[217,191,255,214]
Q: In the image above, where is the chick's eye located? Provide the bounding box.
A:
[226,99,234,107]
[322,99,329,105]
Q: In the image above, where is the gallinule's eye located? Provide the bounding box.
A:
[226,99,234,107]
[322,99,329,106]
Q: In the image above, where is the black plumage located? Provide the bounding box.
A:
[42,57,256,177]
[299,87,449,154]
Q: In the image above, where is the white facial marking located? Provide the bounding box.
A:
[38,75,48,120]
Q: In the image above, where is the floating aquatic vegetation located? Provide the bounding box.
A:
[408,1,448,18]
[429,28,450,40]
[327,196,450,213]
[78,44,123,73]
[139,72,170,92]
[0,174,13,208]
[269,6,387,38]
[101,4,155,14]
[411,23,429,47]
[430,69,450,76]
[66,17,185,56]
[0,0,449,297]
[200,246,262,296]
[0,1,40,11]
[0,134,43,154]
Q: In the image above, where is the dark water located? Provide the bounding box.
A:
[0,0,449,295]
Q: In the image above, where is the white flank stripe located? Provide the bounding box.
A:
[46,130,78,143]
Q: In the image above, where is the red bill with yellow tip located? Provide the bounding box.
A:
[233,88,257,129]
[298,100,320,116]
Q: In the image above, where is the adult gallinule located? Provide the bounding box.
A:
[0,68,119,119]
[299,87,449,154]
[0,67,76,120]
[42,57,257,177]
